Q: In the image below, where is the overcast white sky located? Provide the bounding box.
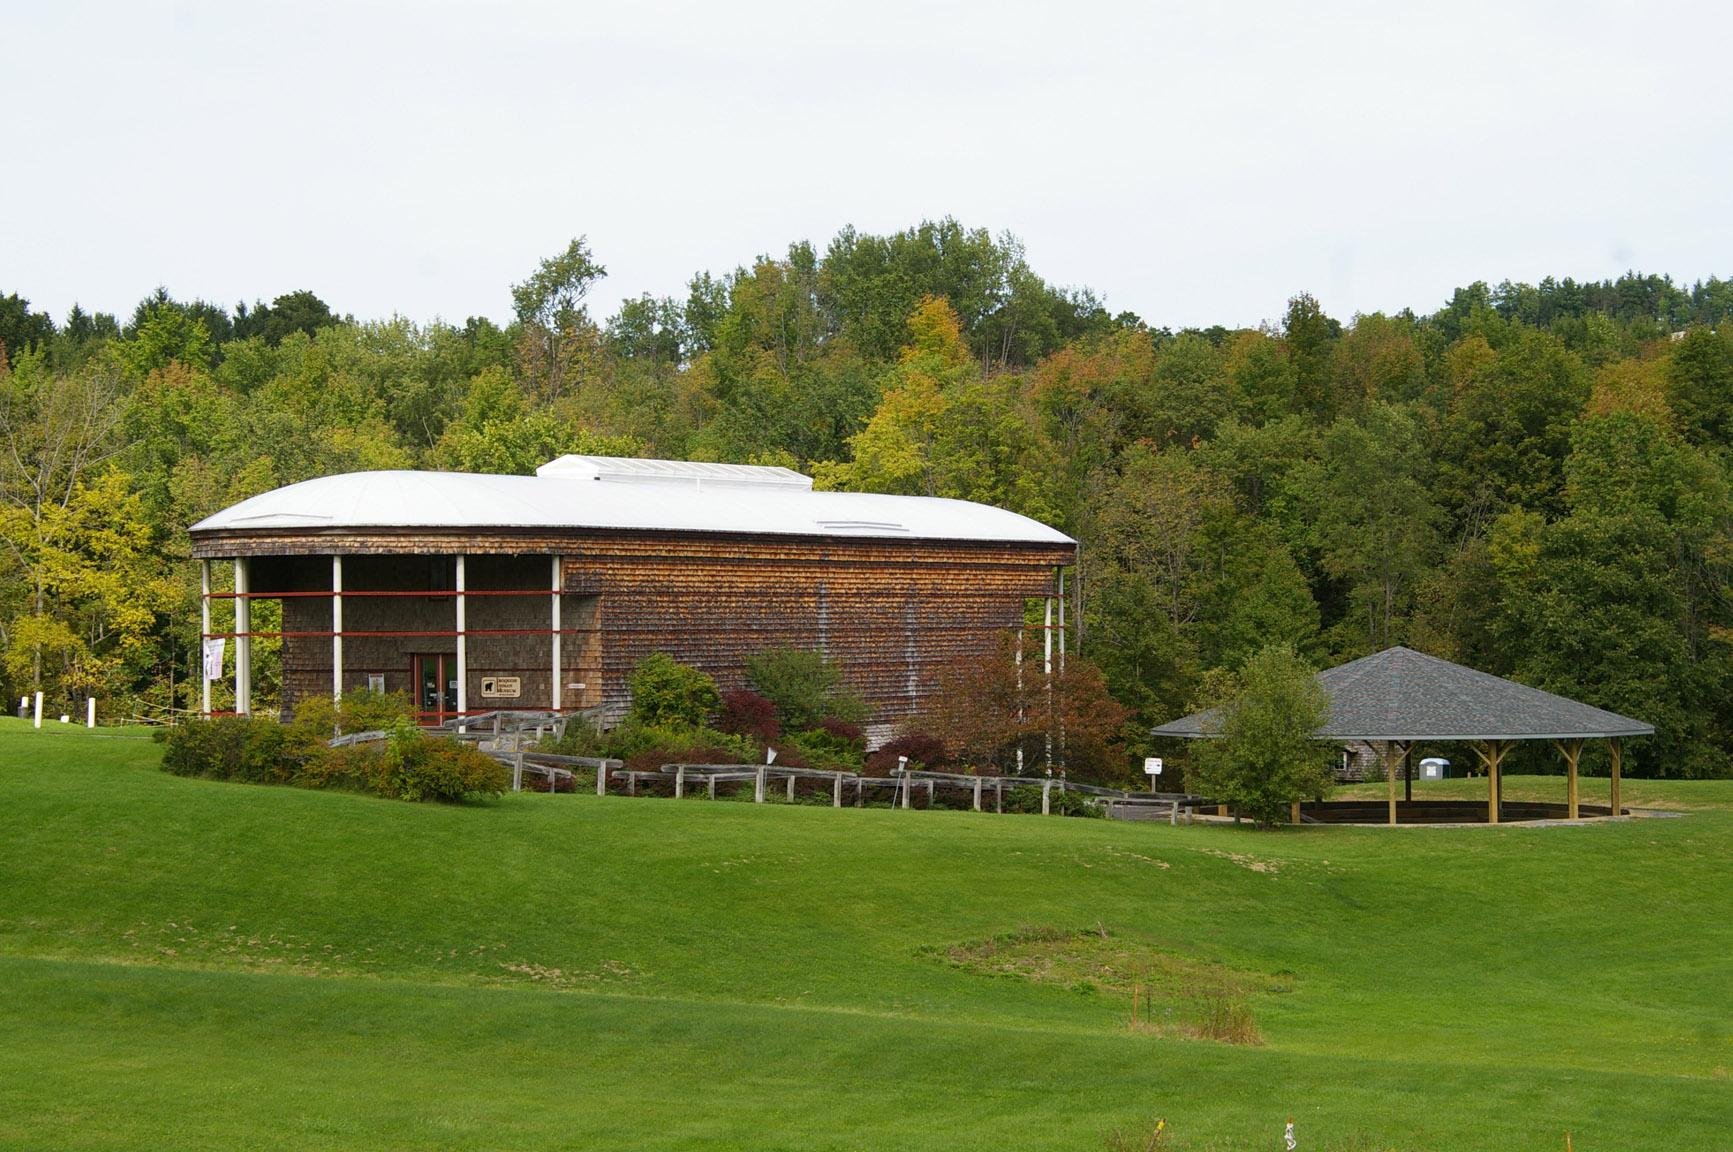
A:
[5,1,1729,332]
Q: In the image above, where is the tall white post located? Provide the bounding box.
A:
[454,554,467,727]
[550,554,562,711]
[1043,594,1053,675]
[1014,626,1025,777]
[234,557,252,716]
[86,697,96,728]
[200,559,212,718]
[33,691,43,729]
[1046,568,1060,668]
[331,554,344,702]
[1043,592,1054,770]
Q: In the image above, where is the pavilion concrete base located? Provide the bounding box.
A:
[1299,799,1623,825]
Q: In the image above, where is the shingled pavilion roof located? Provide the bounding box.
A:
[1152,646,1653,742]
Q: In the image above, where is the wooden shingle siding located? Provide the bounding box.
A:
[559,536,1068,724]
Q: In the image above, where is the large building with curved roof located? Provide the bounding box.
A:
[189,455,1076,731]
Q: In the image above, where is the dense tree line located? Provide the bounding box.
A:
[3,220,1730,777]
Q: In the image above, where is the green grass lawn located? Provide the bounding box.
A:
[1,717,1728,1150]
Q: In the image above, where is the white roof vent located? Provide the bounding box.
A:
[814,519,908,534]
[536,455,814,491]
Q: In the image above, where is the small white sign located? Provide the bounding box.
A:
[1143,757,1164,776]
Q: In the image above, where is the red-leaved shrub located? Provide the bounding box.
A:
[865,731,949,776]
[717,688,780,745]
[817,716,865,749]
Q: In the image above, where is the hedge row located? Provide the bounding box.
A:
[158,716,508,803]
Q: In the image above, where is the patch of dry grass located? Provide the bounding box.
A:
[934,925,1286,1045]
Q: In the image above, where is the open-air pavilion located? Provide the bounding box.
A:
[1152,646,1654,825]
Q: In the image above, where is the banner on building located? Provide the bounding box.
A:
[202,637,226,682]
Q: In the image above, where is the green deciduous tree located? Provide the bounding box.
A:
[115,296,215,377]
[1488,411,1733,776]
[1188,645,1335,826]
[1664,326,1733,446]
[512,237,606,399]
[1288,404,1442,655]
[1435,328,1590,523]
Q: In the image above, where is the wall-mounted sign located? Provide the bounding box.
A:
[480,675,522,699]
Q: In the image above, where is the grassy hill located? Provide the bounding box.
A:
[1,718,1728,1151]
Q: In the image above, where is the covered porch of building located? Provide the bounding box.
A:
[198,552,600,723]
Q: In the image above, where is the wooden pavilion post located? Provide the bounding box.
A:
[1609,737,1623,816]
[1554,738,1584,819]
[1476,740,1508,824]
[1383,741,1408,826]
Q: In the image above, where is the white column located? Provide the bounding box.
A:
[550,554,562,712]
[331,554,344,702]
[1014,626,1024,777]
[454,554,467,725]
[86,697,95,728]
[1057,570,1066,673]
[1043,591,1054,770]
[1043,594,1053,675]
[200,559,212,718]
[234,557,252,716]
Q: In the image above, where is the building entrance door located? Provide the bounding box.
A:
[412,653,459,724]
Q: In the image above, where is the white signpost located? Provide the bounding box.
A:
[1143,756,1163,793]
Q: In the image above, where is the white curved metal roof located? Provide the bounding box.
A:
[189,462,1074,546]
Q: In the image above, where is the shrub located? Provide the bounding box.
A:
[816,716,864,748]
[545,715,608,757]
[745,648,867,731]
[297,741,384,793]
[284,691,416,770]
[782,720,866,773]
[865,731,948,776]
[377,725,509,802]
[161,715,506,804]
[283,696,341,771]
[717,688,780,745]
[624,741,749,775]
[1000,784,1104,818]
[162,717,288,784]
[338,688,414,733]
[599,721,754,765]
[627,653,721,729]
